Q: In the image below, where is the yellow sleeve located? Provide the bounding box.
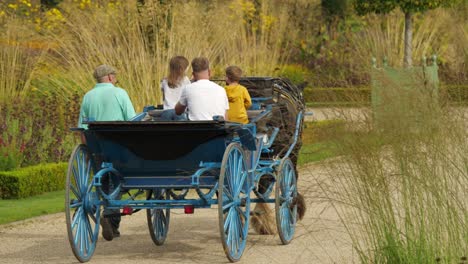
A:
[243,87,252,109]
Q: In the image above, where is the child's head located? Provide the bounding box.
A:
[168,56,189,88]
[225,66,242,85]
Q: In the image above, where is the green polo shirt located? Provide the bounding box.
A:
[78,83,136,129]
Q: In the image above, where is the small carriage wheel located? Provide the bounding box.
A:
[218,143,251,263]
[146,189,170,246]
[65,144,100,263]
[275,158,298,245]
[168,188,189,200]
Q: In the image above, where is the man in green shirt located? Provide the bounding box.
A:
[78,64,136,241]
[78,64,136,129]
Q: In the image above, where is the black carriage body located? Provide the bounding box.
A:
[84,121,239,188]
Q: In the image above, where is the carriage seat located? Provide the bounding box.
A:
[247,110,263,122]
[144,109,165,121]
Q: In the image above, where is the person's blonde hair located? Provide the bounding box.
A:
[226,65,243,83]
[167,56,189,88]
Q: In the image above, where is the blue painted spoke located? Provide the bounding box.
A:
[234,172,246,197]
[290,185,297,195]
[89,211,97,224]
[84,159,91,188]
[70,185,80,200]
[79,216,85,255]
[72,207,83,228]
[281,206,289,236]
[223,201,236,211]
[74,214,82,245]
[84,217,92,253]
[77,152,83,183]
[223,186,234,202]
[228,155,236,194]
[233,211,240,253]
[224,208,233,233]
[232,151,239,181]
[85,215,93,241]
[230,211,238,254]
[226,212,233,241]
[235,156,243,185]
[234,206,247,222]
[284,169,292,189]
[234,208,246,240]
[72,165,80,195]
[70,201,83,209]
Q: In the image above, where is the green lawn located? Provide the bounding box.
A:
[0,190,65,225]
[298,141,338,165]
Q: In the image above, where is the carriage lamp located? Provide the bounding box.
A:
[122,206,133,215]
[184,205,195,214]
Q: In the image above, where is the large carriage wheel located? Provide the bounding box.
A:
[146,188,170,245]
[65,144,100,263]
[218,143,251,262]
[275,158,298,245]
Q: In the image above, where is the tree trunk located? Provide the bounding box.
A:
[404,11,413,67]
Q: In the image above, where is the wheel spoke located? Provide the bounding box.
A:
[70,201,83,209]
[223,186,234,202]
[235,172,246,197]
[224,208,233,233]
[70,185,80,200]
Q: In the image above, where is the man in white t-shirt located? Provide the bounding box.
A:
[175,57,229,121]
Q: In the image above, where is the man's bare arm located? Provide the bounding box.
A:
[175,102,186,115]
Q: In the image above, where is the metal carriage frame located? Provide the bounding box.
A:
[66,98,303,263]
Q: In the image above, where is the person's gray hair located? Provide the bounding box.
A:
[93,64,117,82]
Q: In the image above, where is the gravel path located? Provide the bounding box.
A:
[0,162,356,264]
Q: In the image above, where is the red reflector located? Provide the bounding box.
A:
[122,206,133,215]
[184,205,194,214]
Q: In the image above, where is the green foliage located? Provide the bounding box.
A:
[322,0,350,20]
[0,117,32,171]
[298,120,346,165]
[0,92,79,170]
[354,0,456,15]
[302,85,468,106]
[0,162,67,199]
[279,64,311,86]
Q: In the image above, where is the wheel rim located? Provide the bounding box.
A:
[275,158,297,244]
[147,189,170,246]
[66,144,100,262]
[218,143,250,262]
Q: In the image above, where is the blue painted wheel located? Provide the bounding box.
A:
[275,158,298,245]
[146,189,170,245]
[65,144,100,263]
[218,143,250,263]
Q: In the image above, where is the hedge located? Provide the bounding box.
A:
[304,85,468,105]
[0,162,67,199]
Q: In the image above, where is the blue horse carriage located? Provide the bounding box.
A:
[65,77,305,262]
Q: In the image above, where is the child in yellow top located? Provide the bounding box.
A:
[224,66,252,124]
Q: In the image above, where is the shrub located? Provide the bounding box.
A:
[303,85,468,106]
[279,64,312,86]
[0,162,67,199]
[0,92,79,170]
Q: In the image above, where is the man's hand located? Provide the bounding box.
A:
[175,102,186,115]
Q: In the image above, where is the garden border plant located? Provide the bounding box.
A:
[0,162,67,199]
